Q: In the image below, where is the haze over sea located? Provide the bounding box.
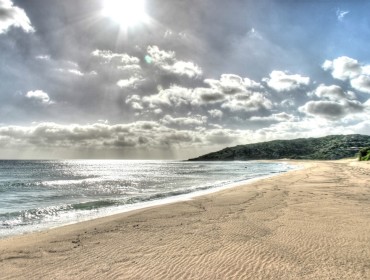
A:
[0,160,294,238]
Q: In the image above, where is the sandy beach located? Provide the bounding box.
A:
[1,160,370,280]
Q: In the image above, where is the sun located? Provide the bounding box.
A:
[103,0,148,28]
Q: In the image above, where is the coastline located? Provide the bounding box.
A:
[1,160,370,279]
[0,160,295,239]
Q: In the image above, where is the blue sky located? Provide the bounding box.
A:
[0,0,369,159]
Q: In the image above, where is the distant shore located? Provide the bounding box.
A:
[1,160,370,279]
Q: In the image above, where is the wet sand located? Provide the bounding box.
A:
[1,160,370,279]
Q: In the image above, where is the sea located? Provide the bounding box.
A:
[0,160,295,238]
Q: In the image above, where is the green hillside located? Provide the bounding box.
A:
[189,134,370,161]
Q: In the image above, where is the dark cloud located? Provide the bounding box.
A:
[198,90,225,103]
[299,100,364,120]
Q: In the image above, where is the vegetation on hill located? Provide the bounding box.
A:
[189,134,370,161]
[359,147,370,161]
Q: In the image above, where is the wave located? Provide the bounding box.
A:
[0,160,296,238]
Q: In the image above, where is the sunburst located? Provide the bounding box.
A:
[102,0,148,28]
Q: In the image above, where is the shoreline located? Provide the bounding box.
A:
[0,160,297,240]
[1,160,370,279]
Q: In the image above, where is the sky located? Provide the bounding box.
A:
[0,0,370,159]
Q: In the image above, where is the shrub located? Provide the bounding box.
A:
[359,147,370,161]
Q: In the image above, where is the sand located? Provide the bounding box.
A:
[1,160,370,280]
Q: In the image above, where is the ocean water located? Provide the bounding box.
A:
[0,160,295,238]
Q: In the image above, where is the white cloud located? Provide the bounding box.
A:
[250,112,296,122]
[281,99,295,108]
[221,92,273,112]
[336,9,349,22]
[91,49,143,86]
[25,90,52,104]
[0,122,196,154]
[350,75,370,94]
[246,28,263,40]
[322,56,362,81]
[92,49,140,65]
[0,0,34,34]
[117,76,144,89]
[35,55,51,61]
[161,115,206,127]
[204,74,262,95]
[123,73,274,117]
[322,56,370,94]
[37,56,95,78]
[146,45,202,78]
[56,68,85,76]
[141,86,197,108]
[314,84,347,101]
[146,45,175,64]
[125,95,144,111]
[300,83,366,120]
[264,70,310,92]
[170,61,202,78]
[1,117,370,159]
[208,109,223,119]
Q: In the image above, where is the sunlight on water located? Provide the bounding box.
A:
[0,160,295,238]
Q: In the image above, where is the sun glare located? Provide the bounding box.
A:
[103,0,148,27]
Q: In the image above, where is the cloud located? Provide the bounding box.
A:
[123,72,274,117]
[246,28,263,40]
[126,77,272,115]
[141,86,197,109]
[221,92,273,112]
[336,9,349,22]
[0,121,241,152]
[322,56,370,94]
[280,99,296,108]
[146,45,202,78]
[195,88,225,103]
[208,109,223,119]
[250,112,296,122]
[161,115,207,127]
[322,56,362,81]
[350,75,370,94]
[300,83,365,120]
[25,90,52,104]
[263,70,310,92]
[195,74,269,113]
[55,68,85,76]
[299,100,364,120]
[36,56,96,78]
[92,49,140,65]
[117,76,144,89]
[35,55,50,61]
[1,116,370,159]
[204,74,262,95]
[0,0,34,34]
[125,95,144,111]
[90,49,144,90]
[170,61,202,78]
[314,84,347,101]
